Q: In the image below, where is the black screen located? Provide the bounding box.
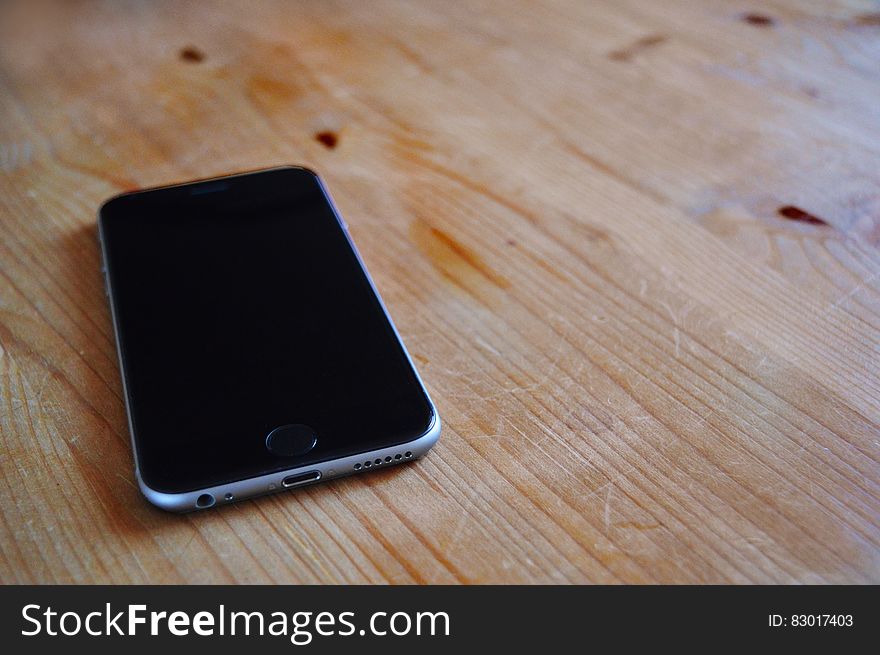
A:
[100,167,434,493]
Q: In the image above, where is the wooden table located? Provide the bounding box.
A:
[1,0,878,584]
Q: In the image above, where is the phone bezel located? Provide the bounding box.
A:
[98,166,440,512]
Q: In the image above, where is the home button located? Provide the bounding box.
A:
[266,424,318,457]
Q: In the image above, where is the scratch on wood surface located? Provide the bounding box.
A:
[447,513,469,549]
[474,334,502,358]
[173,533,199,562]
[659,300,681,358]
[0,142,34,171]
[114,472,138,491]
[827,273,878,313]
[604,486,613,534]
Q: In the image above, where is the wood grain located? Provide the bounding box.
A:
[1,0,878,583]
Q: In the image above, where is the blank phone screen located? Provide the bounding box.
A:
[100,167,433,493]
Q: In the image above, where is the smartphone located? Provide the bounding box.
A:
[98,166,440,512]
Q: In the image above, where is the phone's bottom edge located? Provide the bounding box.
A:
[136,415,442,513]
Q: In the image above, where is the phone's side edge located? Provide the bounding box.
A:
[97,208,153,509]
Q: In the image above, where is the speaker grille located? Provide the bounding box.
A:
[353,451,412,471]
